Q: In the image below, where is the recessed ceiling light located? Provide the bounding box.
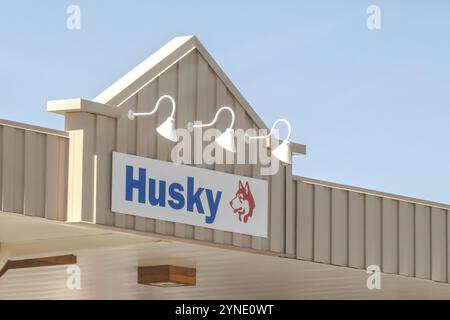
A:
[138,265,196,287]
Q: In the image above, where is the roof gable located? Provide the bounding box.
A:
[94,35,267,132]
[53,35,305,154]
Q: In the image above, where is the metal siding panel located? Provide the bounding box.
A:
[212,77,226,243]
[297,181,314,260]
[174,50,197,239]
[314,185,331,263]
[365,195,381,268]
[232,104,245,248]
[215,83,235,174]
[13,129,25,214]
[57,137,68,221]
[146,218,155,234]
[250,125,266,251]
[35,134,46,217]
[195,54,216,242]
[415,204,431,279]
[1,126,15,212]
[156,65,178,236]
[135,80,158,233]
[431,208,447,282]
[25,132,45,217]
[0,127,2,210]
[399,201,415,277]
[382,198,398,274]
[285,165,296,256]
[233,102,253,248]
[115,99,131,228]
[270,166,285,253]
[95,115,116,225]
[448,210,450,283]
[331,188,348,266]
[124,96,138,230]
[242,112,255,249]
[217,82,235,245]
[348,192,365,269]
[45,135,59,220]
[23,130,36,216]
[0,125,65,221]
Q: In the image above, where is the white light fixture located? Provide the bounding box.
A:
[128,95,178,142]
[246,118,292,165]
[187,106,236,153]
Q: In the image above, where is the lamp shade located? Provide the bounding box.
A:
[216,128,236,153]
[156,117,178,142]
[272,140,291,165]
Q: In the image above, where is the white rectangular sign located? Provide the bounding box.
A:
[111,152,268,237]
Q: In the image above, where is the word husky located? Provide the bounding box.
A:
[125,166,222,224]
[229,180,255,223]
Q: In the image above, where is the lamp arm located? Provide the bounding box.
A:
[131,95,176,118]
[193,106,235,129]
[248,118,292,141]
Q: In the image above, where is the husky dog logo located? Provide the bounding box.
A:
[229,180,256,223]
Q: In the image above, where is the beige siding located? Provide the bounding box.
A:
[399,202,415,277]
[313,185,331,263]
[365,195,381,268]
[296,181,314,260]
[63,49,281,252]
[49,44,450,285]
[285,165,296,256]
[415,204,431,279]
[382,198,398,274]
[431,208,447,282]
[0,120,68,221]
[348,191,365,268]
[331,189,348,266]
[293,176,450,283]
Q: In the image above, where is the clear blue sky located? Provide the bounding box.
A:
[1,1,449,204]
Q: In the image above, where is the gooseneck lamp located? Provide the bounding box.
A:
[187,106,236,153]
[128,95,178,142]
[246,118,292,165]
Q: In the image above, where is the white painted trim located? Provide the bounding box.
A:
[0,118,68,138]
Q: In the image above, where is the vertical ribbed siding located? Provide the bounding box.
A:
[331,189,348,266]
[313,185,331,263]
[58,45,450,285]
[431,208,447,282]
[0,122,68,221]
[173,49,196,240]
[382,198,398,273]
[67,49,282,252]
[198,53,217,243]
[294,177,450,284]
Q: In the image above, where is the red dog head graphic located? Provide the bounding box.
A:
[229,180,256,223]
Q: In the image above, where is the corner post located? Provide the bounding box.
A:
[47,99,121,223]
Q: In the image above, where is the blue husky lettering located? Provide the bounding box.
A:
[125,166,222,224]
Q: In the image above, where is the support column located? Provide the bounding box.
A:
[47,99,121,223]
